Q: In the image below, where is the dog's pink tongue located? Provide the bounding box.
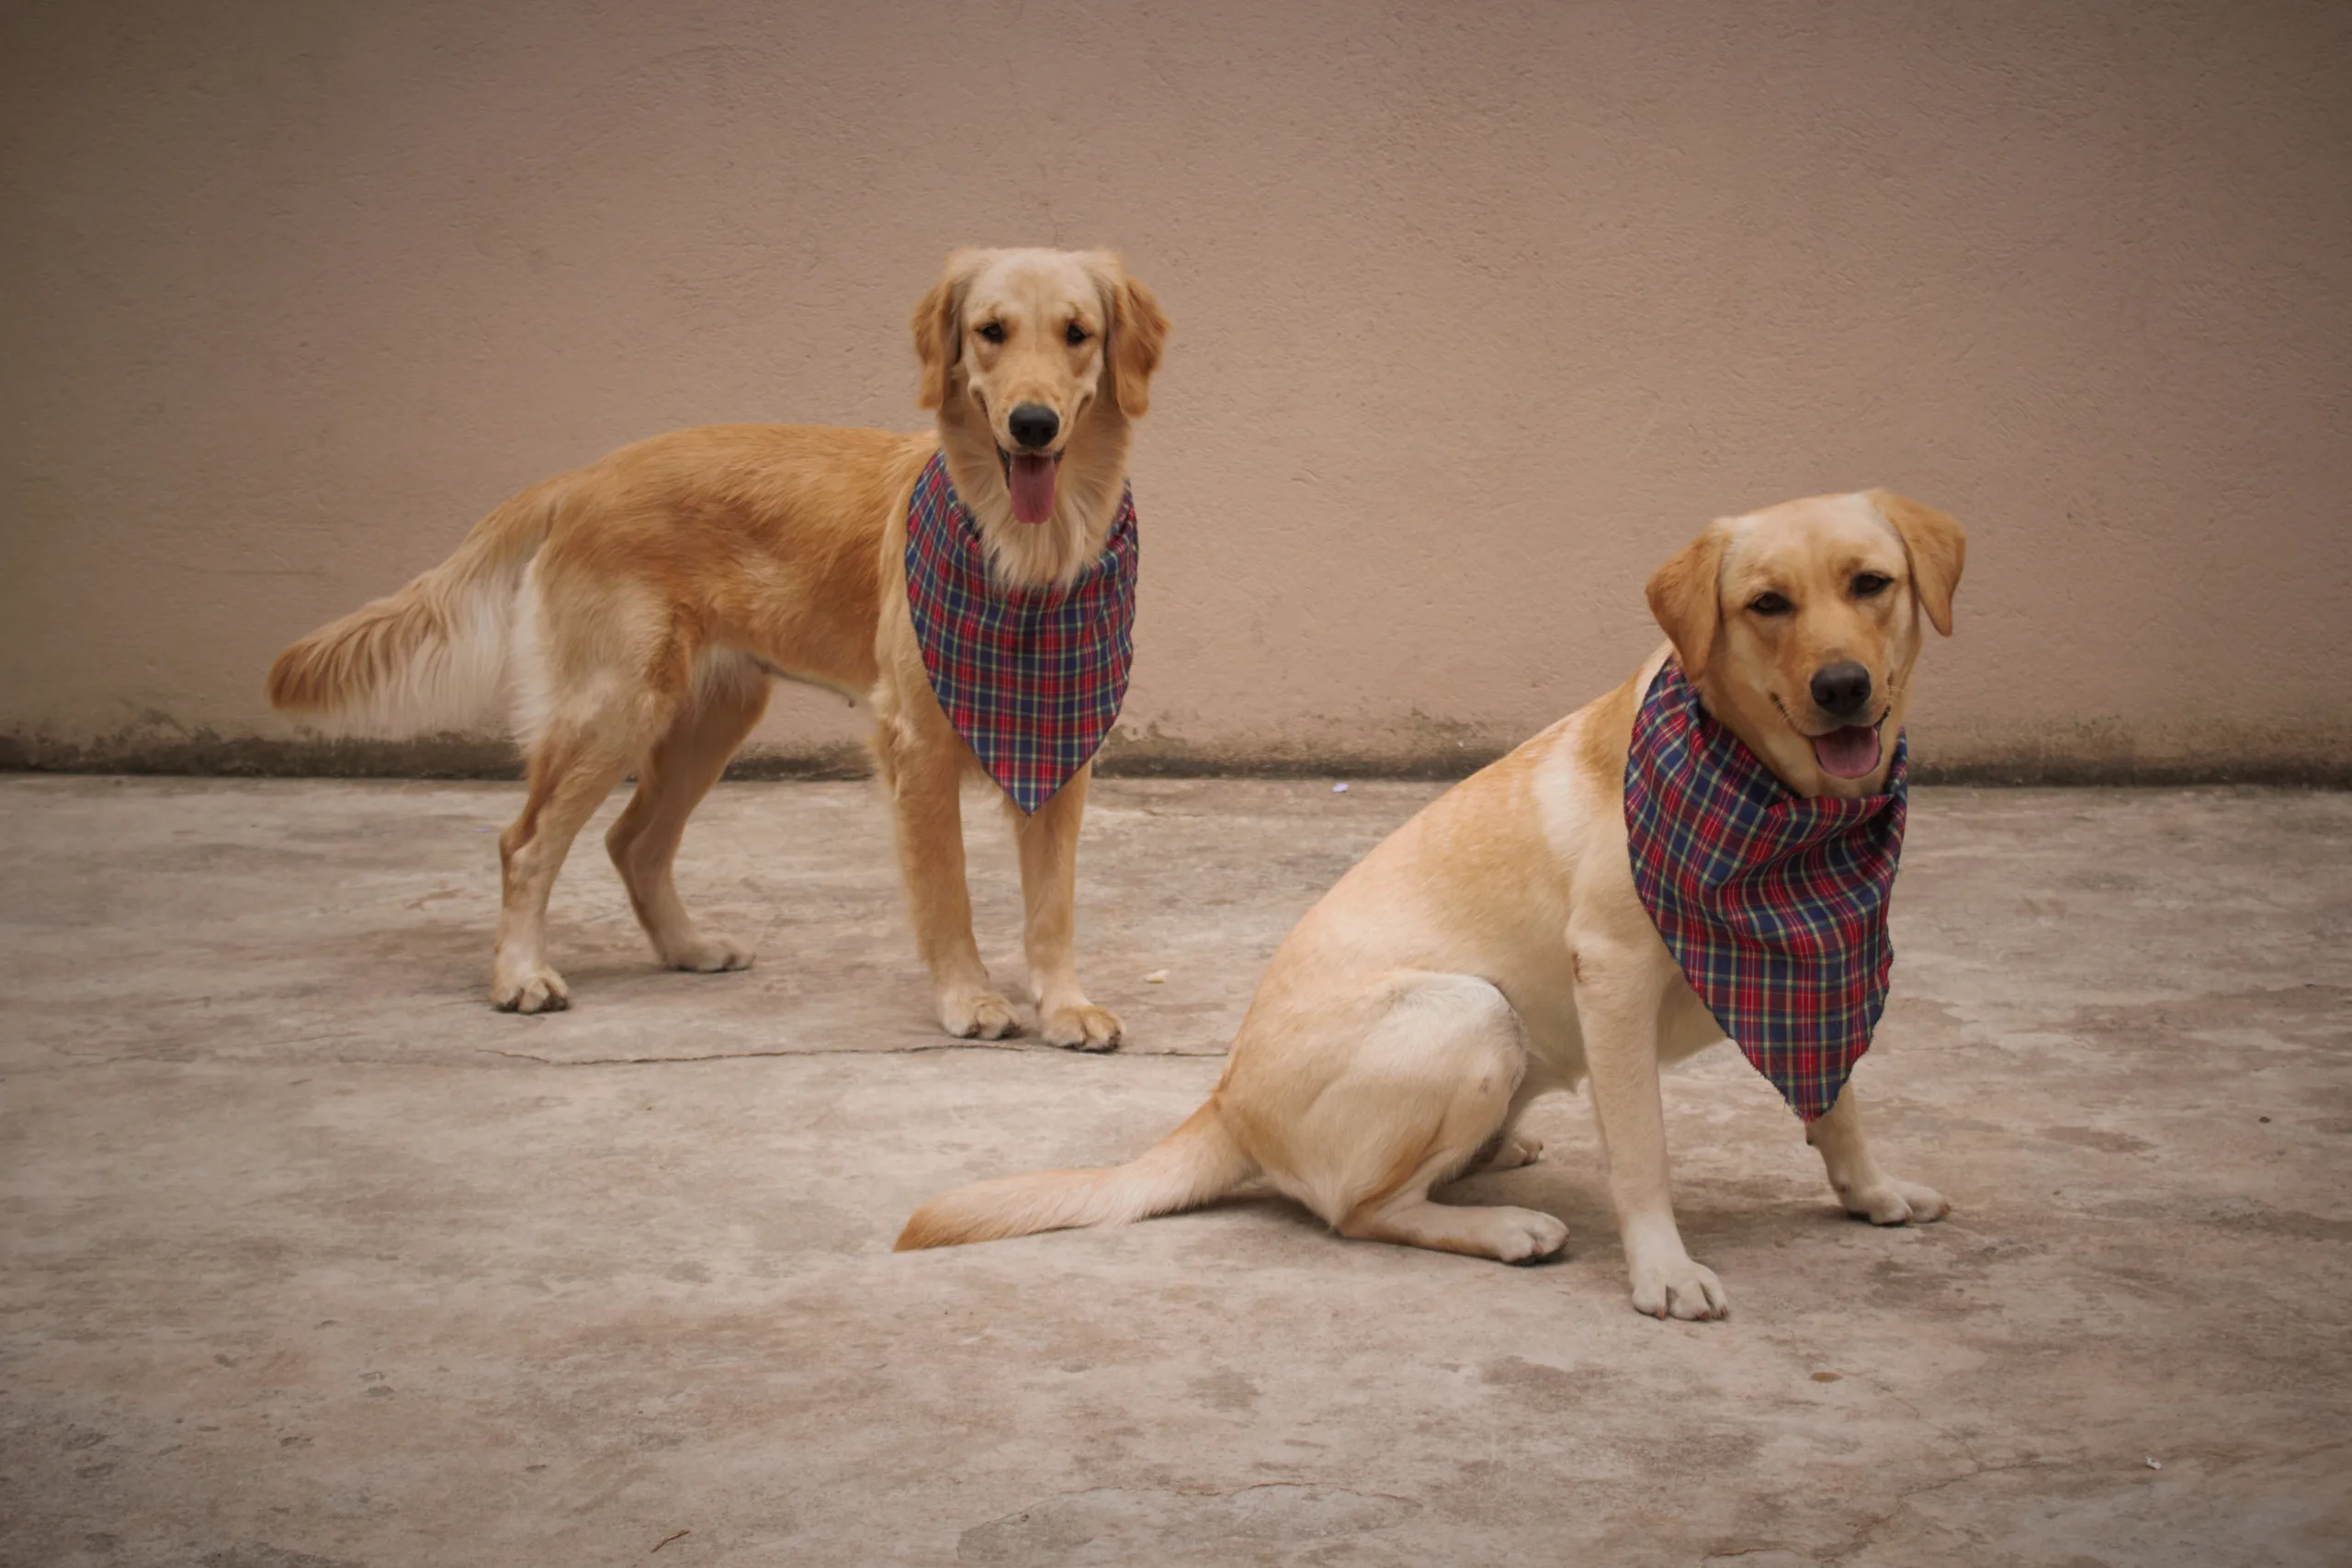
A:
[1813,726,1883,780]
[1009,454,1057,525]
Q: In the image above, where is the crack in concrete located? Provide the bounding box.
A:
[1823,1456,2073,1565]
[490,1042,1036,1066]
[488,1043,1226,1066]
[955,1481,1420,1563]
[17,1039,1223,1071]
[1854,1373,1988,1472]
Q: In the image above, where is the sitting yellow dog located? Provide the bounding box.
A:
[900,490,1966,1321]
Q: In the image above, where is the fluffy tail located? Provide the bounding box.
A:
[896,1100,1254,1251]
[266,479,561,734]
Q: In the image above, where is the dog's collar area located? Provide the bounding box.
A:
[1624,658,1907,1122]
[903,452,1137,814]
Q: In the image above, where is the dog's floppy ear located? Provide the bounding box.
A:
[912,251,982,411]
[1645,525,1728,680]
[1868,490,1967,637]
[1088,254,1169,420]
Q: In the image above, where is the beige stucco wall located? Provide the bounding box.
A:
[5,1,2348,780]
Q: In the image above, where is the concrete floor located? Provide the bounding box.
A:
[2,775,2348,1567]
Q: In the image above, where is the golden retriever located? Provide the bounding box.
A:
[899,491,1967,1319]
[267,248,1168,1047]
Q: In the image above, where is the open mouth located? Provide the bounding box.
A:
[1810,720,1885,780]
[1775,694,1888,780]
[996,447,1061,525]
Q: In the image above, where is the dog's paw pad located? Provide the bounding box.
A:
[492,964,571,1015]
[1494,1209,1568,1263]
[940,990,1020,1041]
[1629,1258,1728,1321]
[1495,1134,1545,1169]
[663,931,755,974]
[1844,1178,1950,1226]
[1042,1004,1124,1053]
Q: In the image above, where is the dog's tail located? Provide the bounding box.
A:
[895,1099,1254,1251]
[266,479,562,734]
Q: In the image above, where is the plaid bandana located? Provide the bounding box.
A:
[1623,659,1907,1121]
[904,452,1139,814]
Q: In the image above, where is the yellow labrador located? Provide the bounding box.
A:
[268,248,1168,1046]
[899,491,1966,1320]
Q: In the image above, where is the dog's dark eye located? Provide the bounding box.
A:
[1749,592,1792,616]
[1066,321,1091,346]
[976,321,1006,344]
[1851,572,1892,598]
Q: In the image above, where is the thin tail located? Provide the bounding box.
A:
[266,479,561,734]
[896,1100,1253,1250]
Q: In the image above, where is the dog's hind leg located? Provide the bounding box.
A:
[1462,1086,1547,1174]
[491,727,635,1012]
[490,594,675,1013]
[1805,1084,1950,1225]
[606,656,771,974]
[1273,975,1566,1264]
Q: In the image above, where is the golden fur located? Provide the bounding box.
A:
[899,491,1968,1322]
[268,248,1169,1043]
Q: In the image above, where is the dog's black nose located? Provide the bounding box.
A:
[1809,661,1873,718]
[1007,403,1059,450]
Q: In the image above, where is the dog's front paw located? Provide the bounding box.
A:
[1628,1256,1728,1321]
[491,960,571,1015]
[1841,1177,1951,1226]
[660,931,755,974]
[939,988,1020,1041]
[1041,1002,1124,1053]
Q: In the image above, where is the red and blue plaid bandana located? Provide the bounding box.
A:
[904,453,1138,815]
[1623,659,1907,1121]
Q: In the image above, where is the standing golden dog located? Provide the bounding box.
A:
[268,248,1167,1047]
[900,491,1966,1320]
